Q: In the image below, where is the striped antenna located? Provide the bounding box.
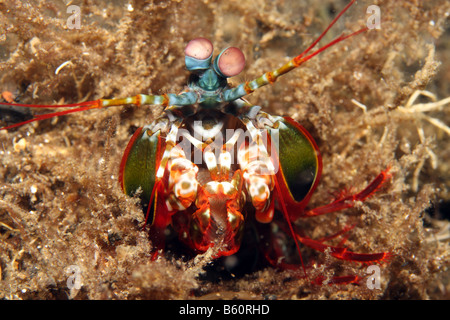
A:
[223,0,367,101]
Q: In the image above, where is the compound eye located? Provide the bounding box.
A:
[185,38,214,60]
[216,47,245,78]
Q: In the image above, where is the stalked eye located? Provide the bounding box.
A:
[214,47,245,78]
[185,38,213,60]
[185,38,214,71]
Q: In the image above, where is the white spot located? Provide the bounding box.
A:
[55,60,73,75]
[30,185,37,194]
[13,138,27,152]
[221,181,235,195]
[204,150,217,169]
[205,181,219,194]
[165,199,173,212]
[219,151,232,168]
[353,71,362,80]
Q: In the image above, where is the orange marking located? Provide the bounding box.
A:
[293,56,304,67]
[266,72,276,84]
[243,82,253,94]
[1,91,15,103]
[162,94,170,107]
[135,94,142,107]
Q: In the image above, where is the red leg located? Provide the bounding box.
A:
[301,168,391,218]
[296,233,392,264]
[268,168,392,282]
[262,226,380,285]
